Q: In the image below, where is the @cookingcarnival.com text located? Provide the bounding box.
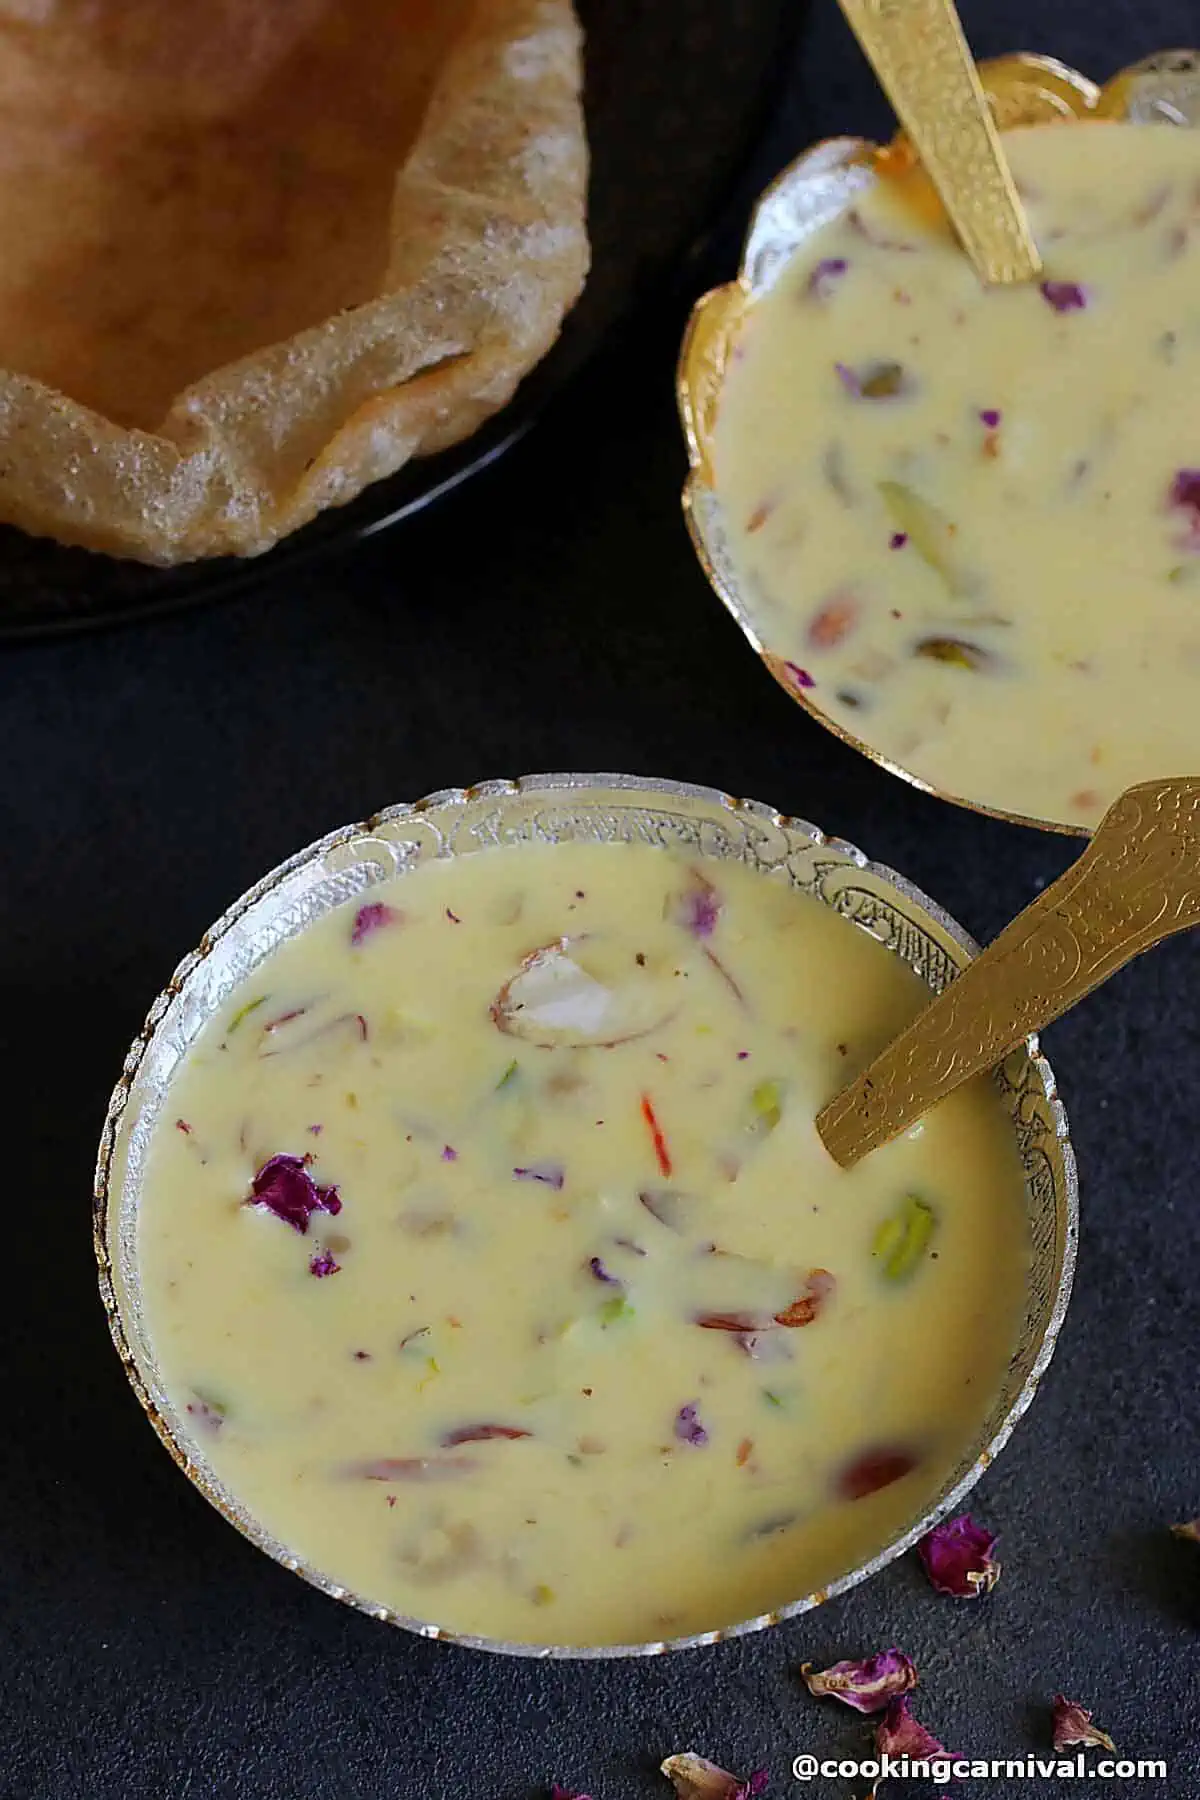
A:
[791,1751,1168,1783]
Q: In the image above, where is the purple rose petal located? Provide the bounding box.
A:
[889,531,908,549]
[1052,1696,1117,1754]
[876,1696,954,1762]
[588,1256,622,1287]
[309,1249,341,1278]
[979,407,1002,429]
[800,1648,918,1713]
[917,1513,1001,1597]
[782,660,815,692]
[185,1396,225,1433]
[350,902,401,946]
[1040,280,1088,313]
[247,1154,341,1234]
[807,256,848,300]
[674,871,722,939]
[1168,469,1200,549]
[674,1403,709,1447]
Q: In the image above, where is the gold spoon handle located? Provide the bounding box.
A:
[835,0,1042,284]
[817,777,1200,1167]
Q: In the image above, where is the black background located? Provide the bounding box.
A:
[2,2,1199,1796]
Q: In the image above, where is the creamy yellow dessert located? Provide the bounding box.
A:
[713,121,1200,831]
[137,839,1029,1646]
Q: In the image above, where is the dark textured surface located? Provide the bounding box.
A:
[1,2,1199,1796]
[0,0,794,637]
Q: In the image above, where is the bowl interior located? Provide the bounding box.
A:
[95,774,1077,1656]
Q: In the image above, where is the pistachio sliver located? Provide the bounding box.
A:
[873,1194,937,1281]
[878,479,969,595]
[914,635,993,671]
[747,1078,783,1134]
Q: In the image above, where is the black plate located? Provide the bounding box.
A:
[0,0,794,638]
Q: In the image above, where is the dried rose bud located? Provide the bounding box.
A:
[917,1514,1000,1597]
[661,1753,768,1800]
[875,1697,954,1762]
[800,1648,918,1714]
[1052,1696,1116,1754]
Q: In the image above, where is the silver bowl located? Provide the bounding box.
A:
[95,773,1078,1657]
[678,49,1200,837]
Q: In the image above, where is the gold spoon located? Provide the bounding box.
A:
[818,776,1200,1167]
[835,0,1042,284]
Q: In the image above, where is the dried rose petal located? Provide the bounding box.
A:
[588,1255,621,1287]
[309,1249,340,1278]
[807,256,848,300]
[1167,469,1200,549]
[1052,1696,1116,1754]
[876,1697,953,1761]
[247,1153,341,1234]
[979,407,1002,429]
[185,1396,226,1433]
[1171,1517,1200,1542]
[673,871,722,939]
[441,1423,532,1446]
[661,1753,768,1800]
[1040,280,1088,313]
[1170,469,1200,514]
[781,660,815,692]
[675,1403,709,1447]
[350,901,401,946]
[800,1648,918,1714]
[917,1514,1000,1597]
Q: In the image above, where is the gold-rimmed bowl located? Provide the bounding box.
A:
[95,773,1077,1657]
[679,50,1200,839]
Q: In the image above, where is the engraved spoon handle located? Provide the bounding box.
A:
[817,777,1200,1167]
[835,0,1042,284]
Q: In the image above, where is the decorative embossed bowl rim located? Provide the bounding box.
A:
[678,50,1200,839]
[94,774,1078,1657]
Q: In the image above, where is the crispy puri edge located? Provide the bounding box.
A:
[0,0,589,565]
